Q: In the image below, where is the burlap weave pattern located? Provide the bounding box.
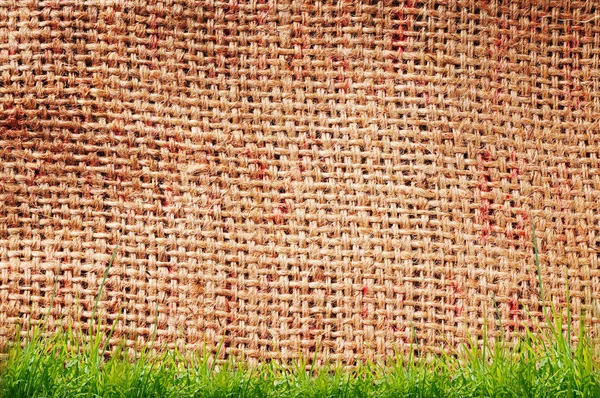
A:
[1,0,600,364]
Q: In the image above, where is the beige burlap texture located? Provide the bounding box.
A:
[1,0,600,365]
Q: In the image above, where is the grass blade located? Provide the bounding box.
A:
[92,245,118,324]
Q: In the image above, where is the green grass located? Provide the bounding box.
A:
[2,223,600,397]
[2,314,600,398]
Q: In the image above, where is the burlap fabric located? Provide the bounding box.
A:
[1,0,600,364]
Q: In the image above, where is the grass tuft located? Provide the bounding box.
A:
[1,318,600,397]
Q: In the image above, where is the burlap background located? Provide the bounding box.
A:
[1,0,600,364]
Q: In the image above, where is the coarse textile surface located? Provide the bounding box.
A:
[1,0,600,364]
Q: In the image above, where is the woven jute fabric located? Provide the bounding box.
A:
[2,0,600,364]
